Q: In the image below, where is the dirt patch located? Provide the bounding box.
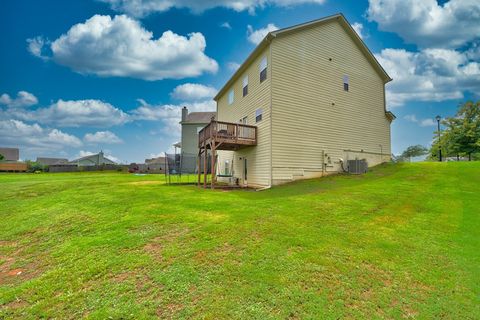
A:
[0,242,45,285]
[3,298,29,310]
[127,181,163,186]
[143,227,190,262]
[157,302,184,319]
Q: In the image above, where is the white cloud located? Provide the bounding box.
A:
[131,100,215,137]
[28,15,218,81]
[404,114,437,127]
[221,22,232,29]
[18,99,129,127]
[0,120,82,151]
[26,36,50,60]
[404,114,418,123]
[99,0,325,17]
[376,48,480,107]
[227,62,241,72]
[367,0,480,48]
[84,131,123,144]
[0,91,38,108]
[420,119,436,127]
[247,23,279,45]
[170,83,217,101]
[351,22,364,39]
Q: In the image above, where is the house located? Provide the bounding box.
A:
[36,157,69,166]
[0,147,27,172]
[198,14,395,188]
[0,147,20,161]
[179,107,215,173]
[180,107,216,156]
[70,151,116,166]
[143,156,166,173]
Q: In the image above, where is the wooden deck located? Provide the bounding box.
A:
[198,120,257,151]
[198,120,257,188]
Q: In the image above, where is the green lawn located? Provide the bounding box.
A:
[0,163,478,319]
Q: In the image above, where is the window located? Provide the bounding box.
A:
[242,76,248,97]
[240,116,248,124]
[255,108,263,122]
[260,57,267,83]
[224,160,230,176]
[228,89,234,104]
[343,75,349,91]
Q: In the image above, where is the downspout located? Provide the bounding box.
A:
[256,185,272,192]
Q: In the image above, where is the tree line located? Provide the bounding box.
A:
[399,101,479,162]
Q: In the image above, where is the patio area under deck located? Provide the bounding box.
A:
[197,120,257,188]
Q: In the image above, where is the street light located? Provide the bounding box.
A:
[435,115,442,162]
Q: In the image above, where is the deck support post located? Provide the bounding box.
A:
[211,142,216,189]
[203,144,207,188]
[197,148,202,187]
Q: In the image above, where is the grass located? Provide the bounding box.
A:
[0,162,478,319]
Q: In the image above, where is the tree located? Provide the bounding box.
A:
[401,145,428,162]
[0,153,4,161]
[430,101,480,161]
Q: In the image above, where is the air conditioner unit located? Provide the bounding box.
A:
[347,159,368,174]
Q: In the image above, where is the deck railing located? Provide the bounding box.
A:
[198,120,257,147]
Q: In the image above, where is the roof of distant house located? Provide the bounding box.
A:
[182,112,216,124]
[36,157,69,165]
[70,152,116,165]
[145,156,166,164]
[0,147,20,161]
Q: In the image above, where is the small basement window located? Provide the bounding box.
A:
[260,57,267,83]
[228,89,234,104]
[243,76,248,97]
[343,75,349,91]
[255,108,263,122]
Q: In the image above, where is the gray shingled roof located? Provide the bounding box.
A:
[36,157,69,165]
[184,112,216,124]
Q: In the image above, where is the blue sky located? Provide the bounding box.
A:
[1,0,479,163]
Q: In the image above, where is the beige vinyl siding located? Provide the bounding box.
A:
[271,20,391,183]
[216,46,272,187]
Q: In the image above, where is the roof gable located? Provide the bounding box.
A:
[183,112,216,124]
[270,14,391,83]
[214,13,391,101]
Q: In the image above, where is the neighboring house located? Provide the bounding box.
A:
[179,107,215,173]
[0,147,27,172]
[180,107,215,156]
[36,157,69,166]
[0,147,20,162]
[143,156,165,172]
[70,151,116,166]
[199,14,395,188]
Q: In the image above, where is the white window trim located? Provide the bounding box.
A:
[243,76,248,88]
[260,57,267,72]
[255,108,263,122]
[228,89,234,105]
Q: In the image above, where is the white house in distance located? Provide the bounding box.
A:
[70,151,116,166]
[198,13,395,188]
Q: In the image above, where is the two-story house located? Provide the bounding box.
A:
[198,14,395,188]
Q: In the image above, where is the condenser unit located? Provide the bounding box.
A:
[347,159,368,174]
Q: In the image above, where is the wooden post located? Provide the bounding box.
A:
[203,144,207,188]
[197,148,202,187]
[211,143,216,189]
